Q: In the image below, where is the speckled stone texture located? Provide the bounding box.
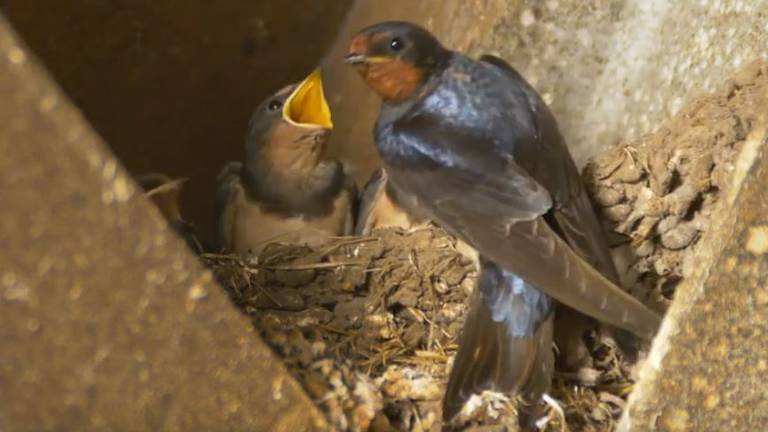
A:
[322,0,768,179]
[0,14,327,432]
[618,112,768,430]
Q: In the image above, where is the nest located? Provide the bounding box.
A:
[202,60,767,432]
[206,229,472,431]
[204,228,634,432]
[584,60,767,310]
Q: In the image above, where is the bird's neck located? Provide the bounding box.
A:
[366,60,426,103]
[248,141,323,178]
[241,151,345,218]
[365,51,450,104]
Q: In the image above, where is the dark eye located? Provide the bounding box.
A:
[389,37,405,52]
[267,100,282,111]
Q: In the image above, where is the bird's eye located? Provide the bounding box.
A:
[389,37,405,52]
[268,100,282,111]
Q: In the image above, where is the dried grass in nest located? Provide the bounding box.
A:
[202,227,641,432]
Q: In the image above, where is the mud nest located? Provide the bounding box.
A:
[584,60,768,311]
[204,229,633,432]
[203,60,767,431]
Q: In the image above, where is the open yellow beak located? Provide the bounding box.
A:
[283,69,333,129]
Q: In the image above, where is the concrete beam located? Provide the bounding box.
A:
[620,118,768,430]
[0,13,327,431]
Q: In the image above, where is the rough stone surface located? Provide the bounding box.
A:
[321,0,768,181]
[619,117,768,431]
[0,14,327,431]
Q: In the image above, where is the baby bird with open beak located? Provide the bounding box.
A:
[217,70,356,256]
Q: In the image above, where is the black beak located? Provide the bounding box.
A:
[344,53,367,65]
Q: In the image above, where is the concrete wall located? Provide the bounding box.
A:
[0,14,328,431]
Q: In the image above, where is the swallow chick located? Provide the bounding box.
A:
[345,21,662,426]
[137,173,205,254]
[217,70,356,256]
[356,166,480,267]
[355,167,428,235]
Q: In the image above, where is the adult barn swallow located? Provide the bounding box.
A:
[345,21,662,423]
[137,173,205,254]
[217,70,355,256]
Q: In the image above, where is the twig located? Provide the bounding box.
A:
[261,261,364,271]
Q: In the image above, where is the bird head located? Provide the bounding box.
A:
[246,69,333,154]
[345,21,450,102]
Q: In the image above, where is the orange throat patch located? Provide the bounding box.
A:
[362,59,425,103]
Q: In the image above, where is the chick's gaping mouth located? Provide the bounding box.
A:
[283,69,333,129]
